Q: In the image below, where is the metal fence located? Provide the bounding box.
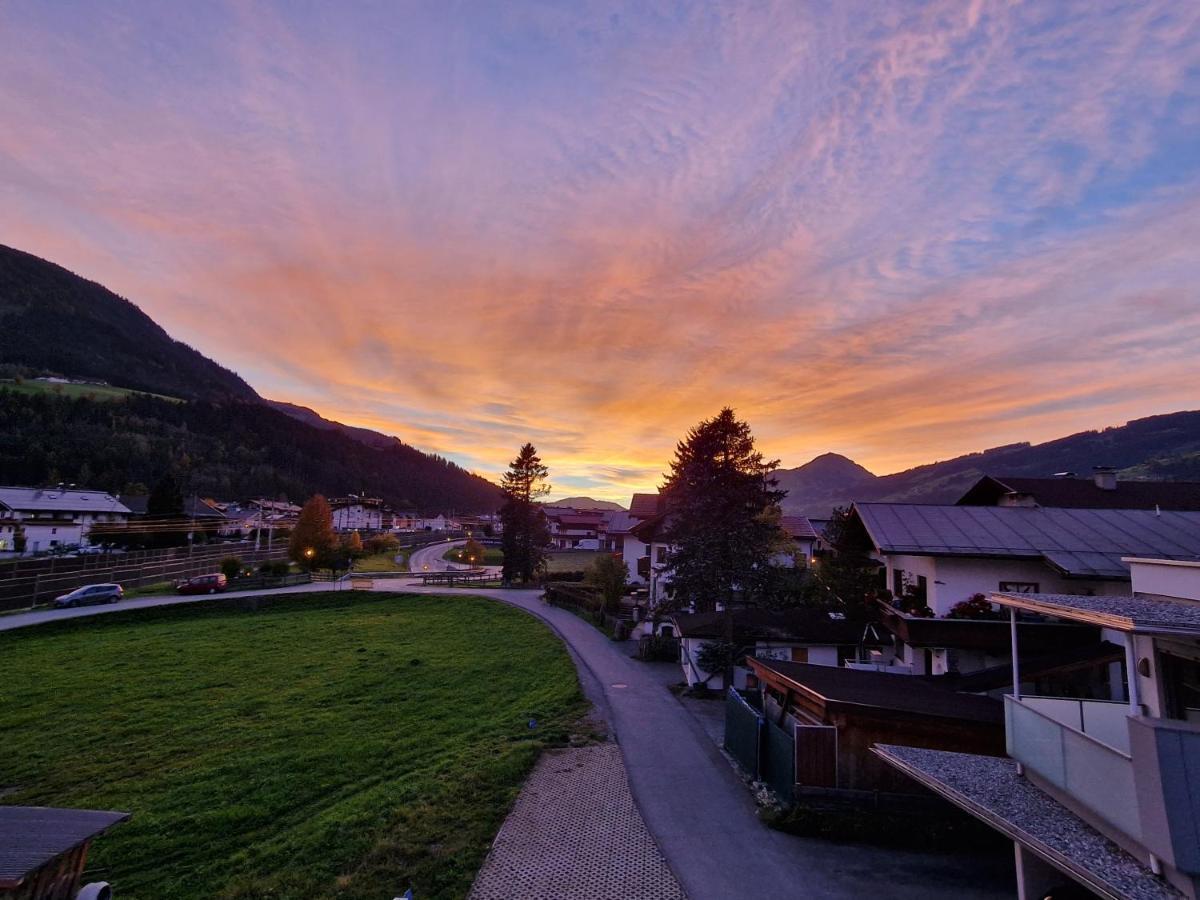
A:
[762,719,796,802]
[725,688,764,777]
[724,688,796,802]
[0,544,291,610]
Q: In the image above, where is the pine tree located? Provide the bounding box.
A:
[660,408,786,687]
[499,444,551,584]
[289,494,337,570]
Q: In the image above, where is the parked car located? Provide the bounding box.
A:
[176,573,228,595]
[53,583,123,608]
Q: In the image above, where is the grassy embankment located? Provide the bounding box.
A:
[0,591,585,899]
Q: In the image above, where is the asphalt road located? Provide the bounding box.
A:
[406,539,466,573]
[2,583,1013,898]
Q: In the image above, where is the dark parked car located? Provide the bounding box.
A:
[53,583,123,608]
[176,573,228,595]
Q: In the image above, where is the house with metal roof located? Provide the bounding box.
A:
[0,487,131,556]
[875,557,1200,900]
[843,502,1200,677]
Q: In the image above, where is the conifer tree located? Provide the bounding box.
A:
[499,444,550,584]
[661,408,785,687]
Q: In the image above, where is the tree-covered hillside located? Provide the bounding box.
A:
[0,390,502,513]
[0,244,257,401]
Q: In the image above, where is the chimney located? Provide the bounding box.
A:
[1093,466,1118,491]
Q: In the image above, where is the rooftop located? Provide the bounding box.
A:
[628,492,662,520]
[670,608,869,645]
[0,486,131,516]
[779,515,818,541]
[872,746,1180,900]
[959,475,1200,512]
[992,591,1200,636]
[0,806,130,888]
[852,503,1200,579]
[749,658,1004,724]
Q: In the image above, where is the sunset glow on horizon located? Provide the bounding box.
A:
[2,2,1198,502]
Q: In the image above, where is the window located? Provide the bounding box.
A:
[656,546,667,564]
[892,568,904,596]
[999,581,1039,593]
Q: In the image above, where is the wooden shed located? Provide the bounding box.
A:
[0,806,129,900]
[747,658,1006,794]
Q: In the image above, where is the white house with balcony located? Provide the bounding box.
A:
[875,557,1200,900]
[330,496,383,532]
[0,486,131,555]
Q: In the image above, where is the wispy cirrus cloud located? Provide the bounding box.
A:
[1,1,1198,500]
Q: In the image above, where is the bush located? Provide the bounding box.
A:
[220,556,243,581]
[365,533,401,556]
[258,560,291,578]
[637,633,680,662]
[946,593,1002,620]
[612,619,631,641]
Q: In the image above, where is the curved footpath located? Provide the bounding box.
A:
[2,583,1011,899]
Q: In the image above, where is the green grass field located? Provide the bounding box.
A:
[0,379,183,403]
[0,592,584,899]
[544,550,607,572]
[443,546,504,566]
[353,551,410,573]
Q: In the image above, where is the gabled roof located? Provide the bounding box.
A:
[122,495,226,519]
[0,487,130,516]
[852,503,1200,579]
[628,493,663,519]
[779,516,818,541]
[750,658,1003,724]
[602,510,639,534]
[669,608,870,645]
[958,474,1200,511]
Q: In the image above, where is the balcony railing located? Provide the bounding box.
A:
[845,660,914,675]
[1005,695,1139,841]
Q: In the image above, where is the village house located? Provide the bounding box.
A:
[542,507,606,550]
[0,486,131,555]
[628,504,821,613]
[844,502,1200,677]
[329,495,383,532]
[875,557,1200,900]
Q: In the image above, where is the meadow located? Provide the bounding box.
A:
[0,591,584,899]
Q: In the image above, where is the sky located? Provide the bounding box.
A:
[2,1,1199,502]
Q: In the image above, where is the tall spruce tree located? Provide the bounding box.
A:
[499,444,551,584]
[660,408,786,687]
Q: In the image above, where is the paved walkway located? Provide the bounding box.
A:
[469,743,686,900]
[2,583,1014,898]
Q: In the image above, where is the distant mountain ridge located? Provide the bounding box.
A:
[777,411,1200,517]
[0,244,258,402]
[0,245,502,512]
[267,400,400,451]
[544,497,627,511]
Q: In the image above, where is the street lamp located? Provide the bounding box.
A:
[304,547,315,561]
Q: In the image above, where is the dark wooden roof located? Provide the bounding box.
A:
[958,474,1200,511]
[750,658,1004,724]
[0,806,129,887]
[628,492,663,519]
